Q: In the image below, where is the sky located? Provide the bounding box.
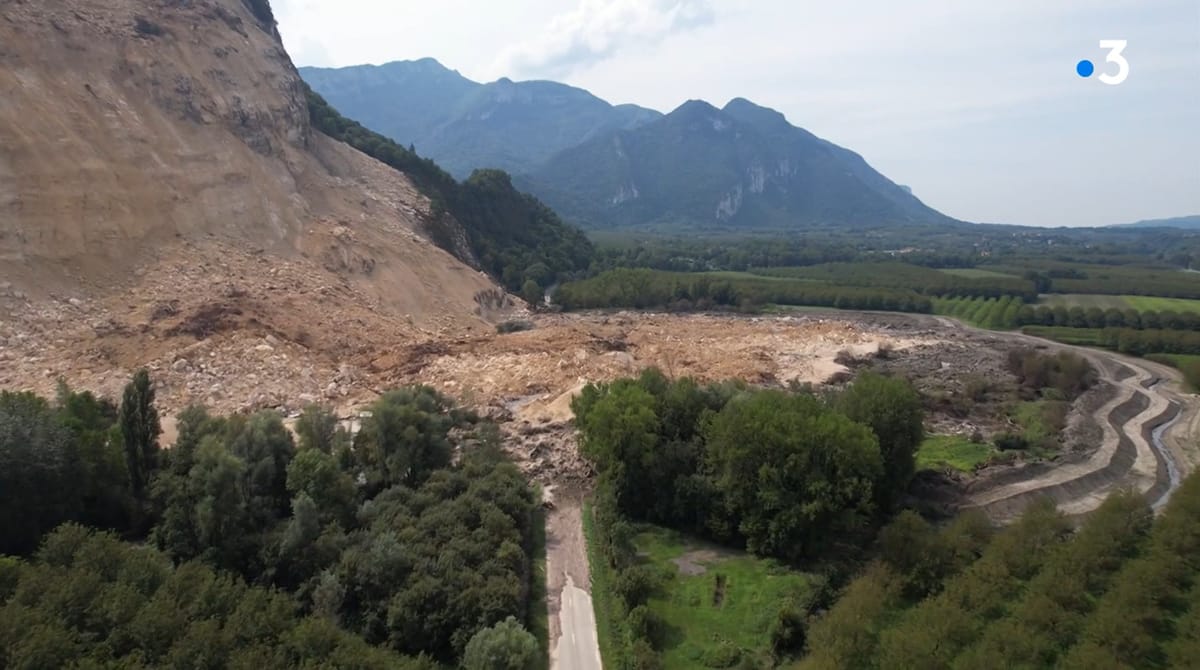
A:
[272,0,1200,227]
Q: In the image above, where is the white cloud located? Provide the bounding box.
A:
[490,0,714,79]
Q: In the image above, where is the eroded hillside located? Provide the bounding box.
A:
[0,0,505,407]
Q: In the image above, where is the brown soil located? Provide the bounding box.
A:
[0,0,505,415]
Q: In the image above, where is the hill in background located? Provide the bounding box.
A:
[302,60,959,232]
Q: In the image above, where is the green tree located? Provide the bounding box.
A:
[520,279,543,306]
[54,384,130,533]
[836,373,924,511]
[228,412,296,521]
[461,616,540,670]
[167,404,225,476]
[0,392,78,554]
[572,381,660,518]
[801,563,903,670]
[354,387,458,491]
[189,437,251,571]
[119,368,161,508]
[295,404,347,454]
[287,448,358,526]
[704,391,882,559]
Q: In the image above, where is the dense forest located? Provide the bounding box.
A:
[752,263,1037,301]
[305,86,593,298]
[554,268,934,313]
[588,233,1199,278]
[801,474,1200,669]
[0,378,543,669]
[572,369,924,667]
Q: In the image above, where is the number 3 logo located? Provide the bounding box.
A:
[1098,39,1129,86]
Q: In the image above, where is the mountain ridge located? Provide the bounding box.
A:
[302,59,957,231]
[524,97,955,230]
[301,58,661,177]
[1108,215,1200,230]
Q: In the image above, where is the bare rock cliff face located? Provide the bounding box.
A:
[0,0,501,414]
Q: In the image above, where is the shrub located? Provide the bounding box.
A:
[133,17,164,37]
[995,433,1030,451]
[496,320,535,334]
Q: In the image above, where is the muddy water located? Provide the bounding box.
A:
[1150,390,1185,511]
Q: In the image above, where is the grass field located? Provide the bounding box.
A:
[1021,325,1105,346]
[938,268,1019,279]
[1124,296,1200,314]
[1037,294,1200,314]
[1037,294,1131,309]
[916,435,994,472]
[635,526,811,669]
[700,270,804,282]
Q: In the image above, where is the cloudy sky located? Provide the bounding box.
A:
[272,0,1200,227]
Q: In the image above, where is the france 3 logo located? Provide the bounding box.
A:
[1076,40,1129,85]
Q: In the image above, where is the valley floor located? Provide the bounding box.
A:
[4,300,1199,666]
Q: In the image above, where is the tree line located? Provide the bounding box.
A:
[0,377,543,669]
[801,471,1200,669]
[305,86,593,298]
[553,268,934,313]
[935,294,1200,334]
[753,263,1038,301]
[1097,327,1200,356]
[573,369,924,667]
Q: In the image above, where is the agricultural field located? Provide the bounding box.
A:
[983,260,1200,299]
[1020,325,1105,346]
[699,270,802,282]
[634,526,812,669]
[915,435,995,472]
[1126,296,1200,314]
[1038,294,1200,314]
[938,268,1018,279]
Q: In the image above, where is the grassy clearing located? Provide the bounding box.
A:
[1012,401,1052,444]
[939,267,1018,279]
[1124,295,1200,314]
[528,504,549,670]
[1037,294,1132,309]
[1036,294,1200,314]
[1021,325,1105,346]
[1010,400,1069,456]
[701,270,805,282]
[916,435,995,472]
[582,503,626,670]
[635,525,811,669]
